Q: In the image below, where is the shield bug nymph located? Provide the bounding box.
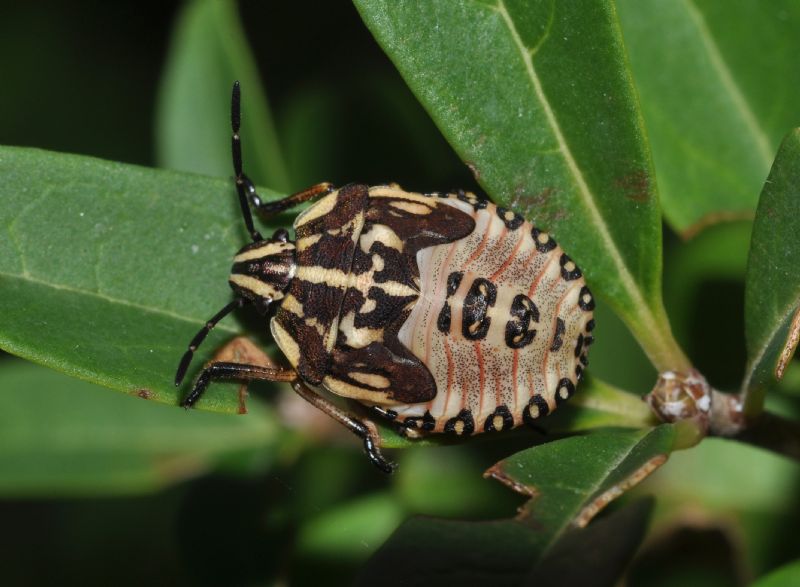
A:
[175,81,595,472]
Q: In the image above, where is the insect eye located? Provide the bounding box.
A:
[273,228,289,243]
[255,297,272,315]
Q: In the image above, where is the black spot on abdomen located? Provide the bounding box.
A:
[462,278,497,340]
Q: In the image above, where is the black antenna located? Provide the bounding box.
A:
[175,298,244,387]
[231,81,263,242]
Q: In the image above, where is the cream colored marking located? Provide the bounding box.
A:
[306,317,326,336]
[529,403,540,419]
[339,311,384,348]
[559,386,570,400]
[294,191,339,228]
[296,233,322,252]
[360,297,377,314]
[326,216,360,238]
[564,260,576,273]
[390,200,433,215]
[582,292,593,305]
[454,420,465,435]
[281,293,303,317]
[492,414,504,430]
[369,186,434,205]
[229,274,281,300]
[438,197,475,216]
[270,318,300,367]
[323,375,394,405]
[324,317,339,352]
[359,223,403,253]
[372,254,385,272]
[349,372,391,389]
[537,232,550,244]
[468,322,480,335]
[504,210,515,221]
[233,241,294,262]
[297,265,416,297]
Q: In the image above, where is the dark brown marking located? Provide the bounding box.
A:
[530,227,557,253]
[505,294,539,349]
[578,285,595,311]
[574,333,584,358]
[446,271,464,296]
[444,409,475,436]
[550,317,565,352]
[523,395,550,426]
[403,411,436,432]
[586,319,596,332]
[484,405,514,432]
[555,378,575,405]
[560,253,582,281]
[437,303,452,333]
[496,207,524,230]
[366,193,475,258]
[462,278,497,340]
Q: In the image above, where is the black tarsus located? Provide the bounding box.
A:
[174,298,244,387]
[231,80,263,242]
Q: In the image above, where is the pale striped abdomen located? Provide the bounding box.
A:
[393,197,594,434]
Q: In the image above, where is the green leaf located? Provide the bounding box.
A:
[355,0,688,372]
[752,560,800,587]
[0,359,279,496]
[541,376,657,432]
[486,426,675,537]
[295,492,405,562]
[742,130,800,415]
[156,0,290,191]
[617,0,800,236]
[355,499,653,587]
[0,146,285,413]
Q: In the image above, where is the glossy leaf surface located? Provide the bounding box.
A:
[0,146,283,413]
[487,426,674,533]
[617,0,800,235]
[355,0,688,371]
[742,130,800,415]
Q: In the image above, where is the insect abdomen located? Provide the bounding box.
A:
[395,196,594,434]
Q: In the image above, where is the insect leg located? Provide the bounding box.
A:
[251,182,334,217]
[230,81,333,228]
[291,380,397,474]
[181,362,296,408]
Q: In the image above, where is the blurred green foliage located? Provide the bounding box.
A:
[0,1,799,586]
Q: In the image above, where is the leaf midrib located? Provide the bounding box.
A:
[490,0,665,354]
